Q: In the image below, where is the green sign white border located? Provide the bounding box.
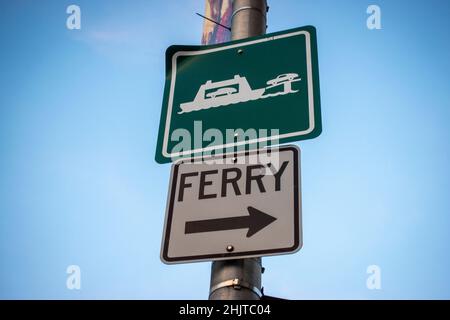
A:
[162,29,317,160]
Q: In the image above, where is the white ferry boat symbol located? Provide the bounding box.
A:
[179,75,265,114]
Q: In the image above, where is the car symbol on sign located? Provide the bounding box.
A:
[206,87,237,99]
[266,73,300,86]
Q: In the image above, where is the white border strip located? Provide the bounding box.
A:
[162,30,314,158]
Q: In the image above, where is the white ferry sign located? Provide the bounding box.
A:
[156,26,321,164]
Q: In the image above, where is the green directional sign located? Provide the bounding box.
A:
[155,26,321,164]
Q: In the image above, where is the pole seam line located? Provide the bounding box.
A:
[231,6,267,22]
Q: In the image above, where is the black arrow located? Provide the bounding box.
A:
[185,207,277,238]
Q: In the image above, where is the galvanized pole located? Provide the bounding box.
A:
[208,0,268,301]
[230,0,267,40]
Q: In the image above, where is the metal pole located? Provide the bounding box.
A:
[230,0,267,41]
[208,0,268,301]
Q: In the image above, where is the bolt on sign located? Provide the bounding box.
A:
[160,146,301,264]
[155,26,321,164]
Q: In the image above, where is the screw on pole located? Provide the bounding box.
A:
[208,0,268,301]
[209,258,263,300]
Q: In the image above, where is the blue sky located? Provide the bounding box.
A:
[1,0,450,299]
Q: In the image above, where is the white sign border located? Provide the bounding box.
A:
[162,30,315,158]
